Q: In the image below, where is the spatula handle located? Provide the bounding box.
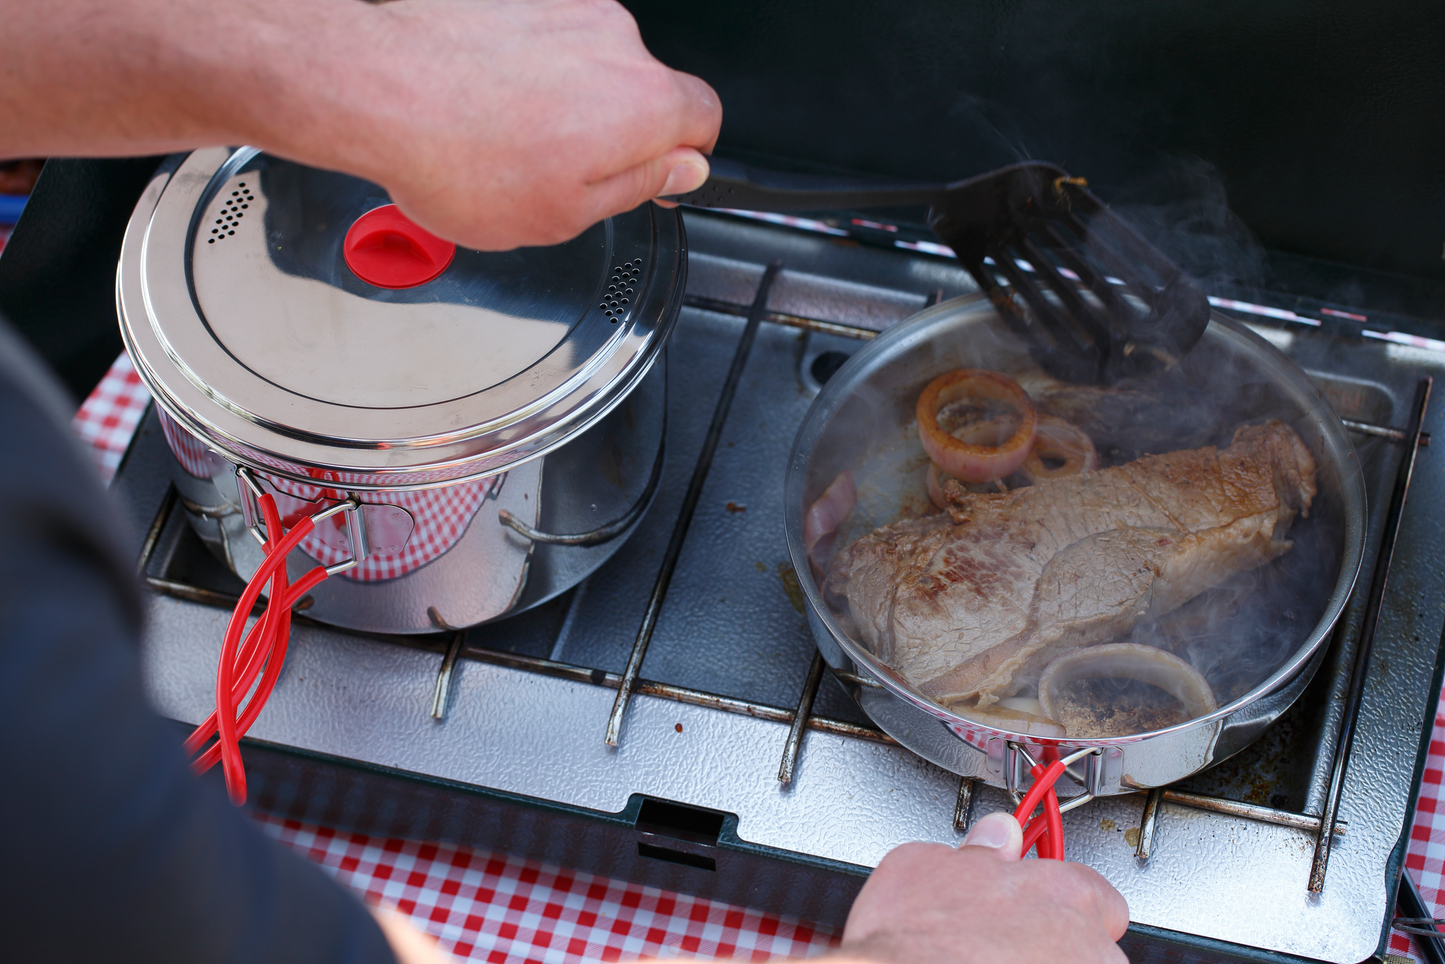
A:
[667,157,947,212]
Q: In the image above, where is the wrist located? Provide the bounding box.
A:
[190,0,389,169]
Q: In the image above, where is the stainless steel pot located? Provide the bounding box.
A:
[784,296,1366,799]
[119,148,682,633]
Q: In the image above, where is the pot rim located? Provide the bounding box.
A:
[118,149,685,492]
[784,294,1367,749]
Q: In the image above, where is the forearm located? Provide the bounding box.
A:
[0,0,364,159]
[0,0,718,249]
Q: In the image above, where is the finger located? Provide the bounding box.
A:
[1067,863,1131,940]
[1098,877,1131,941]
[959,811,1022,860]
[670,70,722,153]
[584,146,709,222]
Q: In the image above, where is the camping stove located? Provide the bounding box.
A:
[118,209,1445,963]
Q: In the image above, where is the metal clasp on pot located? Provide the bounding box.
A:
[1005,742,1105,813]
[236,466,365,575]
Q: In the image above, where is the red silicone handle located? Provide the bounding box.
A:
[343,204,456,289]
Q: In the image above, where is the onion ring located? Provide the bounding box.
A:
[1021,415,1099,482]
[803,470,856,581]
[916,369,1037,483]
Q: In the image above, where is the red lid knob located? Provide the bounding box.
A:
[343,204,456,289]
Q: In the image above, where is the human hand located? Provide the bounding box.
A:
[371,903,454,964]
[3,0,716,251]
[830,812,1129,964]
[272,0,720,250]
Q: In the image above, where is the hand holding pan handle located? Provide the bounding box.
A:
[668,158,1211,386]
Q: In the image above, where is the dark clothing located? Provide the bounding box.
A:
[0,320,396,964]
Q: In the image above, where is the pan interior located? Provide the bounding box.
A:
[796,298,1358,746]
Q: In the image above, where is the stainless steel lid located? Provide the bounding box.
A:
[119,147,684,490]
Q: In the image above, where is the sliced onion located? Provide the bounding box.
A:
[1021,415,1099,482]
[803,470,856,579]
[916,369,1036,483]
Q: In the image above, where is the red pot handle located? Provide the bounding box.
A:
[184,472,360,804]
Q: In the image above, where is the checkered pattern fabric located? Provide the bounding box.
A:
[252,471,503,583]
[252,812,841,963]
[98,355,498,583]
[1389,679,1445,963]
[72,351,150,483]
[945,722,991,752]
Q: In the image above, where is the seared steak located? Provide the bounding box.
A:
[828,420,1317,707]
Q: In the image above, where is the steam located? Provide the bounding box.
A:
[1109,156,1269,294]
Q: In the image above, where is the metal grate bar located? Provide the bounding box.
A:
[683,293,877,341]
[1310,376,1433,893]
[953,777,980,833]
[1160,790,1347,836]
[777,650,826,784]
[1135,787,1164,862]
[430,631,466,720]
[604,262,784,747]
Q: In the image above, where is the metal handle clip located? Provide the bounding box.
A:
[1005,742,1105,813]
[236,466,365,576]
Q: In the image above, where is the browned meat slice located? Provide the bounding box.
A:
[828,420,1317,707]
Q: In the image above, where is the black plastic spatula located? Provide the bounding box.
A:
[669,159,1210,385]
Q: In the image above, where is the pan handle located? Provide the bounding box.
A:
[665,157,948,213]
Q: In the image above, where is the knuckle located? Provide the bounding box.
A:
[1048,864,1101,910]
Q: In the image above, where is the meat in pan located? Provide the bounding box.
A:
[828,420,1317,710]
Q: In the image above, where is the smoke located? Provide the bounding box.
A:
[1108,156,1269,294]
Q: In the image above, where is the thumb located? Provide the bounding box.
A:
[584,147,710,221]
[960,812,1023,860]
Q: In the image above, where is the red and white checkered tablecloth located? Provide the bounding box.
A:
[252,812,839,963]
[71,350,1445,961]
[1389,690,1445,962]
[73,351,150,483]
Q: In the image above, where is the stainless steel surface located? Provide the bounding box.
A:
[218,457,543,632]
[784,297,1368,795]
[119,149,684,488]
[119,209,1445,963]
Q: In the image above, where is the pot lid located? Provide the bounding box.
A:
[119,147,684,489]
